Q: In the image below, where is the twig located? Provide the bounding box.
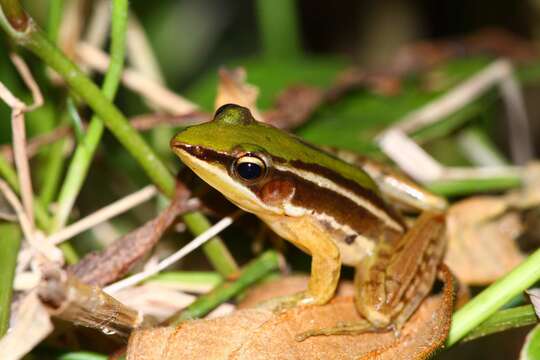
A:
[83,0,109,51]
[126,14,165,84]
[76,42,198,115]
[47,185,159,245]
[38,268,151,339]
[383,59,532,164]
[1,53,44,228]
[57,0,87,58]
[0,154,53,231]
[183,211,240,278]
[10,109,34,227]
[51,0,130,236]
[0,125,72,163]
[104,212,240,294]
[0,1,240,278]
[0,179,63,263]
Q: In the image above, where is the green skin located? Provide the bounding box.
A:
[171,104,446,338]
[171,104,379,191]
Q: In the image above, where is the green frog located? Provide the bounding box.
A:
[171,104,447,338]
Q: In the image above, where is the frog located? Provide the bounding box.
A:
[170,103,447,338]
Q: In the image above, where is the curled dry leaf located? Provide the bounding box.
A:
[263,85,324,129]
[69,181,191,287]
[445,163,540,285]
[127,269,453,360]
[215,67,263,120]
[444,196,525,285]
[505,162,540,209]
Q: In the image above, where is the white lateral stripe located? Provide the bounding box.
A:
[285,202,375,258]
[275,164,403,231]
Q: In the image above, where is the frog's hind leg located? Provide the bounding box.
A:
[296,212,445,340]
[357,211,446,329]
[327,148,447,212]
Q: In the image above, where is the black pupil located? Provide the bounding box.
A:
[236,161,262,180]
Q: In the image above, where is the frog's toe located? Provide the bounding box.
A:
[255,292,310,313]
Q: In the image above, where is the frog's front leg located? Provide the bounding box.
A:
[259,216,341,310]
[297,212,445,340]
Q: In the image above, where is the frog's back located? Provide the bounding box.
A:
[173,104,406,265]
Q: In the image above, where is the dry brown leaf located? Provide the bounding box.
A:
[263,86,324,129]
[127,270,453,360]
[215,68,263,120]
[444,196,525,285]
[69,181,191,286]
[506,162,540,209]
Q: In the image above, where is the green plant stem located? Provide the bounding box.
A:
[58,352,107,360]
[0,2,238,273]
[49,0,128,263]
[462,305,537,342]
[427,176,521,197]
[1,15,176,198]
[38,138,65,207]
[170,250,279,324]
[447,248,540,346]
[46,0,63,42]
[0,154,52,231]
[0,223,21,337]
[148,271,222,286]
[256,0,301,59]
[36,0,66,208]
[52,0,128,234]
[0,154,19,191]
[183,212,239,277]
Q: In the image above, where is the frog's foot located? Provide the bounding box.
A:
[256,291,315,313]
[295,320,383,342]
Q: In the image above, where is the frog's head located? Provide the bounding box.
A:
[171,104,296,216]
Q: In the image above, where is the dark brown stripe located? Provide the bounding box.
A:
[284,158,405,230]
[253,168,404,243]
[172,143,234,167]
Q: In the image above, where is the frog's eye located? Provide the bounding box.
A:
[233,155,267,182]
